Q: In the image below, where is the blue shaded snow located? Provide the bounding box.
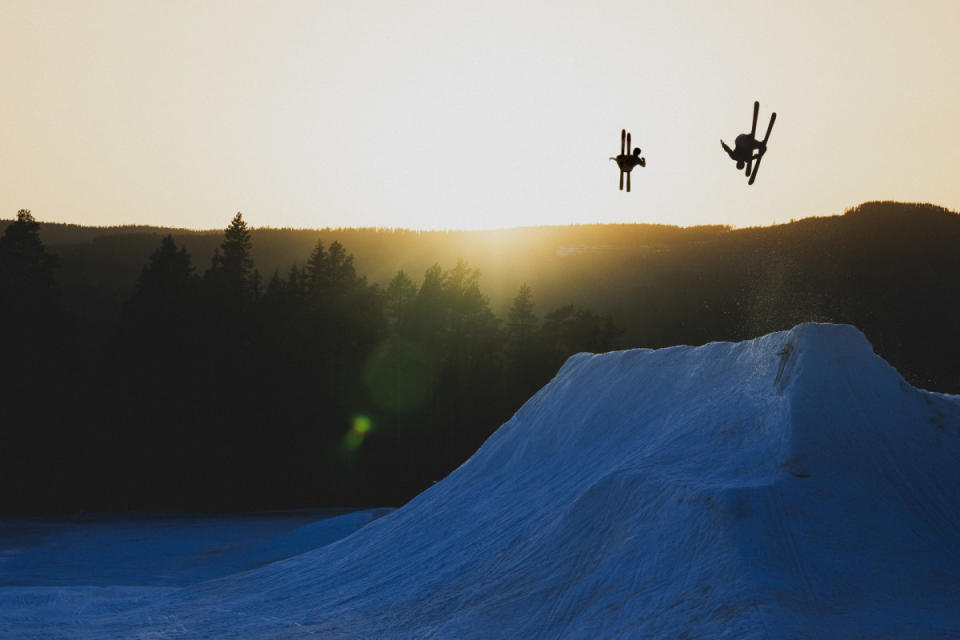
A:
[0,509,392,587]
[0,509,391,635]
[4,323,960,639]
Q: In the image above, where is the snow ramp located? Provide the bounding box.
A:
[42,324,960,638]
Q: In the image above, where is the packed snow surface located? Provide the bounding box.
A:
[3,323,960,638]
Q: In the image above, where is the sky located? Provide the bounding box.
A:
[2,0,959,231]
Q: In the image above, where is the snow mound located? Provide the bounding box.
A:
[12,323,960,638]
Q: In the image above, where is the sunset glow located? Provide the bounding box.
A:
[2,0,959,230]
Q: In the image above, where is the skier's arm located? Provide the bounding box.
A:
[720,140,735,160]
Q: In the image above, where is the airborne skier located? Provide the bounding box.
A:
[720,135,764,170]
[722,101,776,185]
[610,129,646,192]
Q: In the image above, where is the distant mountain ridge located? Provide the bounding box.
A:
[4,200,959,392]
[1,213,734,300]
[1,199,954,300]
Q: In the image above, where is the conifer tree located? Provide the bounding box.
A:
[206,212,257,304]
[385,270,417,331]
[408,264,446,344]
[542,305,621,363]
[326,241,356,291]
[441,261,500,358]
[306,239,357,296]
[0,210,69,512]
[497,283,544,408]
[506,284,538,347]
[131,235,196,314]
[305,240,328,292]
[0,209,59,314]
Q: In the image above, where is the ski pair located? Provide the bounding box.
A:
[620,129,631,192]
[612,129,646,192]
[747,101,776,185]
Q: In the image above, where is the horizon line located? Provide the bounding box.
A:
[1,200,953,235]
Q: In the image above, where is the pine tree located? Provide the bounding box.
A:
[306,239,357,296]
[131,235,196,315]
[385,270,417,331]
[327,241,357,291]
[408,264,446,344]
[503,284,544,404]
[505,284,538,348]
[0,210,70,512]
[206,212,256,304]
[542,304,622,363]
[0,209,60,315]
[305,240,328,292]
[113,235,203,506]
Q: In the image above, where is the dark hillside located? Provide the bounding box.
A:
[3,201,957,391]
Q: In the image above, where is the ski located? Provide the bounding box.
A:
[611,128,645,192]
[748,112,776,186]
[746,101,759,177]
[619,129,625,190]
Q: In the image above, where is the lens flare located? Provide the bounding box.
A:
[353,415,372,435]
[363,337,434,414]
[342,414,374,453]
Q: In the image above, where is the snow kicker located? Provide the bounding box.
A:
[9,323,960,639]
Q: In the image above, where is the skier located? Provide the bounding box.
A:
[720,134,765,172]
[610,129,646,192]
[722,101,776,184]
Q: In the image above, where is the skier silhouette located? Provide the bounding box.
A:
[720,134,764,171]
[610,129,646,192]
[722,101,776,184]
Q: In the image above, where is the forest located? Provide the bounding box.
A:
[1,200,958,514]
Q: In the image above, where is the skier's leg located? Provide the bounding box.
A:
[619,170,624,190]
[627,171,631,192]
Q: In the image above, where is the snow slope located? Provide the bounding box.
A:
[0,510,392,588]
[0,509,391,635]
[5,323,960,638]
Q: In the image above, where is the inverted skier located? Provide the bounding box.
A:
[720,135,764,171]
[721,101,776,185]
[610,129,646,192]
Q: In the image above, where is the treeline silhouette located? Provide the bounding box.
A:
[2,201,959,514]
[0,211,619,514]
